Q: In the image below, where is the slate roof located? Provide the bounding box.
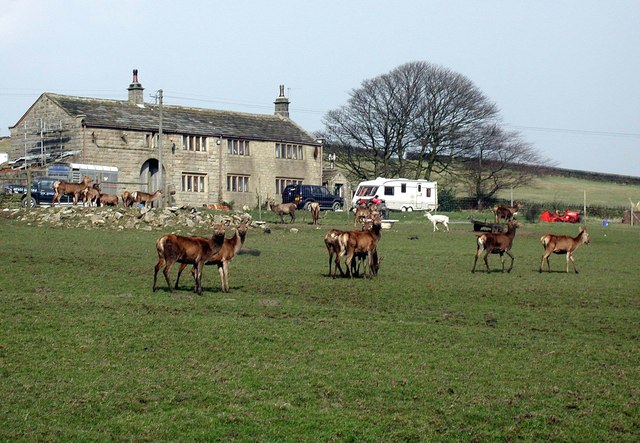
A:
[45,93,319,145]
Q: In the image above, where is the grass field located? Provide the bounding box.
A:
[1,210,639,441]
[493,175,640,208]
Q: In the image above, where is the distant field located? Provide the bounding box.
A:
[494,175,640,207]
[1,211,638,441]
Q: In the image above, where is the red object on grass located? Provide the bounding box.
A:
[540,209,581,223]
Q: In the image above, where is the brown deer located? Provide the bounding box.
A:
[121,191,135,207]
[153,224,227,295]
[52,175,92,205]
[494,203,523,223]
[268,201,296,224]
[310,202,320,225]
[338,215,383,279]
[353,206,371,227]
[472,221,520,273]
[539,227,591,273]
[82,183,101,206]
[175,222,249,293]
[324,228,345,277]
[98,193,119,206]
[133,190,162,208]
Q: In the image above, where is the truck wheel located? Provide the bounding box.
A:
[304,201,313,211]
[332,201,342,212]
[22,196,36,208]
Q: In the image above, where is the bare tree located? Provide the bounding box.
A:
[457,124,549,208]
[324,73,416,179]
[324,61,501,181]
[407,62,500,180]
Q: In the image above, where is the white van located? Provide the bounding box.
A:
[352,177,437,212]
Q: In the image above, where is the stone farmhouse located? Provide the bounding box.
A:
[8,70,330,209]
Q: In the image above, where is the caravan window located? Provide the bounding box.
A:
[384,186,394,196]
[418,184,422,193]
[426,188,431,197]
[356,186,377,197]
[401,183,407,193]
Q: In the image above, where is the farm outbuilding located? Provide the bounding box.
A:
[7,71,323,209]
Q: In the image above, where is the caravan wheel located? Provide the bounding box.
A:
[401,206,413,212]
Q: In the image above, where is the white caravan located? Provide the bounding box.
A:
[352,177,438,212]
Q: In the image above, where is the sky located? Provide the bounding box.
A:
[1,0,638,177]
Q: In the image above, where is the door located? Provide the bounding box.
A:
[140,159,159,192]
[415,183,423,209]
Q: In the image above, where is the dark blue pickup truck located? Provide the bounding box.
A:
[21,177,74,207]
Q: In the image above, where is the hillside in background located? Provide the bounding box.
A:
[494,175,640,208]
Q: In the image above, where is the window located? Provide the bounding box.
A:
[227,174,250,192]
[275,177,302,194]
[275,143,303,160]
[146,133,158,148]
[182,135,207,152]
[227,139,250,156]
[401,183,407,193]
[181,173,206,192]
[384,186,394,196]
[426,188,431,197]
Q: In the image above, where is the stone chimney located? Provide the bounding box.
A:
[274,84,290,118]
[127,69,144,105]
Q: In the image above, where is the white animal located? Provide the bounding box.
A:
[425,212,449,232]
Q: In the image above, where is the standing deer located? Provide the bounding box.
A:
[133,190,162,208]
[174,222,249,293]
[310,202,320,225]
[338,215,383,279]
[153,224,227,295]
[539,227,591,273]
[268,201,296,223]
[52,175,92,205]
[121,191,135,207]
[494,203,523,223]
[472,221,520,273]
[425,211,449,232]
[324,228,345,277]
[82,183,101,206]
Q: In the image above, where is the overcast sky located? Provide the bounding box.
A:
[1,0,638,176]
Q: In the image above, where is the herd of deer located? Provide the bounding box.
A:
[52,175,162,208]
[48,176,594,295]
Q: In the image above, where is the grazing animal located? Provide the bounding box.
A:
[133,190,162,208]
[122,191,135,207]
[82,183,101,206]
[52,175,92,205]
[153,224,227,295]
[425,211,450,232]
[338,215,383,279]
[268,201,296,224]
[472,221,520,273]
[310,202,320,225]
[98,193,119,207]
[539,227,591,273]
[175,222,249,293]
[494,203,523,223]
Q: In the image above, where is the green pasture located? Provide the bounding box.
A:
[494,175,640,208]
[1,210,639,441]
